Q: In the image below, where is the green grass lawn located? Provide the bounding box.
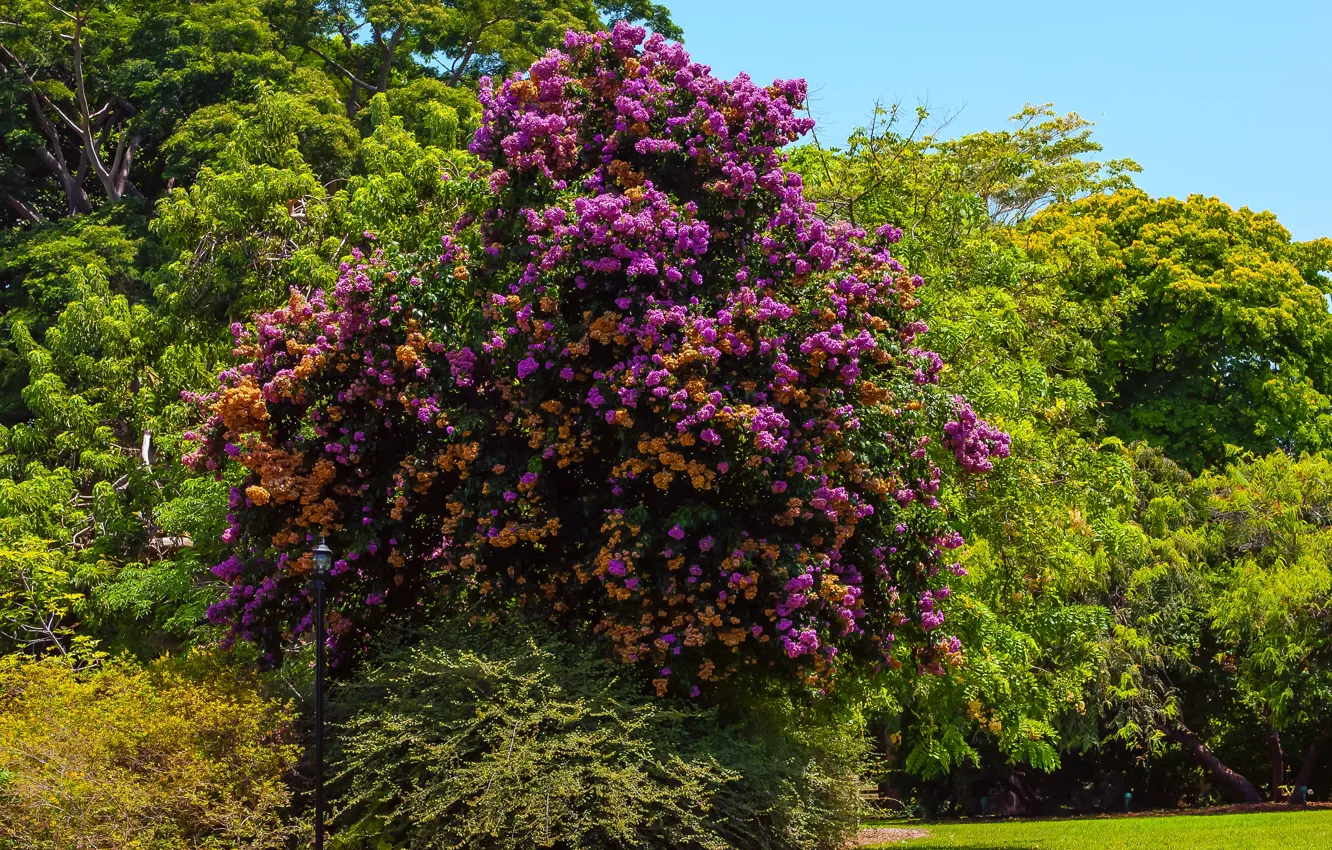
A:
[864,808,1332,849]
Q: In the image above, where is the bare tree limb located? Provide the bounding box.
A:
[67,9,119,199]
[33,145,91,214]
[1,188,45,224]
[0,20,140,210]
[304,42,375,92]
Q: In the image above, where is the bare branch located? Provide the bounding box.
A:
[0,42,84,137]
[44,1,77,21]
[1,188,45,224]
[33,144,92,214]
[304,42,375,92]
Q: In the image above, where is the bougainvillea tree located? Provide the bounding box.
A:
[185,23,1008,696]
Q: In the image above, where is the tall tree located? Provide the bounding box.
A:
[0,0,307,224]
[304,0,679,116]
[188,25,1005,694]
[1016,190,1332,472]
[791,104,1136,783]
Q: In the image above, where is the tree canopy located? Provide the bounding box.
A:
[1017,190,1332,471]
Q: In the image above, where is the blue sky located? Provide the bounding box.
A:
[661,0,1332,241]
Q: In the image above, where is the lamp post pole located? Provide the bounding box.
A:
[312,537,333,850]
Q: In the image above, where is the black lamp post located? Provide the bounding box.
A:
[311,536,333,850]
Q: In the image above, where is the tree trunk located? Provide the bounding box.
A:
[875,725,901,806]
[27,94,93,214]
[1291,717,1332,803]
[448,44,479,87]
[109,133,142,198]
[1269,716,1285,801]
[1006,772,1035,813]
[1168,720,1262,803]
[303,43,371,116]
[345,81,361,118]
[34,145,92,214]
[70,11,119,200]
[375,27,403,93]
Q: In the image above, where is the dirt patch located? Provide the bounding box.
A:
[853,827,929,846]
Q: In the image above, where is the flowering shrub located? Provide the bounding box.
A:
[186,23,1008,694]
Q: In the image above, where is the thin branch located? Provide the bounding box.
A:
[304,42,375,92]
[18,570,68,657]
[446,15,513,86]
[44,1,77,20]
[33,143,91,214]
[0,42,84,136]
[77,100,121,185]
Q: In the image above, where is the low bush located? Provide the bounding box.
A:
[329,617,866,850]
[0,651,299,850]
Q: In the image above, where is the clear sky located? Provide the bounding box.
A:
[661,0,1332,241]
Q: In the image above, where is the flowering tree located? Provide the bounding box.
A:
[186,23,1008,695]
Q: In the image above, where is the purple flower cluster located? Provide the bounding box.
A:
[943,400,1012,473]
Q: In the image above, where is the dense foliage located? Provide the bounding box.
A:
[793,103,1332,809]
[793,104,1138,782]
[330,616,865,850]
[1018,191,1332,472]
[0,651,298,849]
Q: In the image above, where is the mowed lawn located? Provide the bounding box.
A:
[865,808,1332,849]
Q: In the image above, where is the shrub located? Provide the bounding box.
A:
[329,616,865,850]
[187,23,1006,694]
[704,688,869,849]
[0,651,299,850]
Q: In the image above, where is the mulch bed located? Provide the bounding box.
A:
[1116,801,1332,818]
[1028,801,1332,820]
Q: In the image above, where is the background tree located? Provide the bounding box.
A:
[1017,191,1332,472]
[791,103,1135,793]
[793,101,1332,811]
[303,0,679,115]
[0,0,306,221]
[1097,443,1266,804]
[1196,452,1332,799]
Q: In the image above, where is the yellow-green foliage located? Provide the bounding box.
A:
[0,651,299,850]
[1015,190,1332,471]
